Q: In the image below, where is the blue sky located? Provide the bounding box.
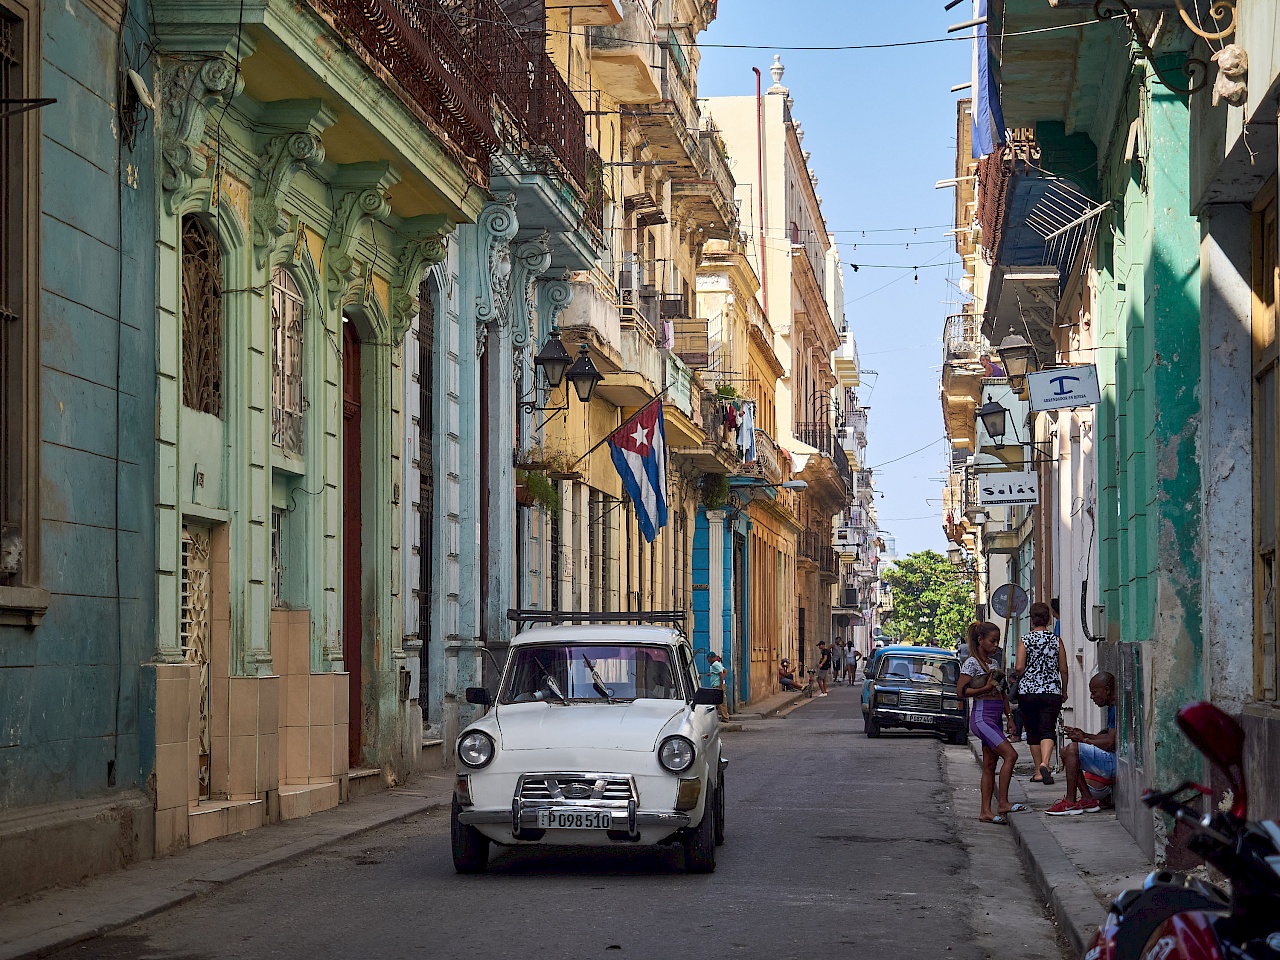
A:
[697,1,972,557]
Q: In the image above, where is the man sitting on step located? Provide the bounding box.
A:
[1045,672,1117,816]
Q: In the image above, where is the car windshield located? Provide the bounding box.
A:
[501,644,683,703]
[877,656,959,685]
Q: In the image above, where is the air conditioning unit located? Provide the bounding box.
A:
[835,527,854,544]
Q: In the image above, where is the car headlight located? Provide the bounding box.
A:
[658,735,696,773]
[943,696,962,711]
[457,731,495,769]
[877,691,899,706]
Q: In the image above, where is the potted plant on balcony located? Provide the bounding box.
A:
[516,468,560,513]
[701,474,730,511]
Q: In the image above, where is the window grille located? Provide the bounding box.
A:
[181,526,212,798]
[181,217,223,416]
[271,268,304,453]
[270,508,285,607]
[0,9,23,584]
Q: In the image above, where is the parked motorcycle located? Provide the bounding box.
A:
[1086,702,1280,960]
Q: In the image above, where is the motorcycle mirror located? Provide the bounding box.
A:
[1175,702,1247,819]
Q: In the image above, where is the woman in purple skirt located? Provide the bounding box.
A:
[958,622,1025,824]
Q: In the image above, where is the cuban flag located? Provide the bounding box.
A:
[608,401,669,543]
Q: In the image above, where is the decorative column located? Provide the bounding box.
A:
[707,509,726,663]
[443,197,517,760]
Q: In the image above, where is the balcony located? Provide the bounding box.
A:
[448,0,589,189]
[310,0,497,165]
[671,126,738,240]
[944,312,985,365]
[793,420,855,494]
[587,0,663,104]
[628,46,701,179]
[799,530,837,578]
[744,428,783,485]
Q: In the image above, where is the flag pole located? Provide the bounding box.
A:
[568,384,672,472]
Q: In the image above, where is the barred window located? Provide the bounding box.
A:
[181,217,223,416]
[271,268,304,454]
[270,508,284,607]
[181,526,212,798]
[0,1,37,595]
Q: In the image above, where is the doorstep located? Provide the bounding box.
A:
[188,799,265,845]
[277,783,339,821]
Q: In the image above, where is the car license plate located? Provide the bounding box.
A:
[906,713,934,724]
[536,809,612,830]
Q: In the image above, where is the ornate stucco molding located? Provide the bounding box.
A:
[536,276,575,334]
[324,162,400,312]
[474,196,519,357]
[159,54,250,215]
[251,101,336,268]
[388,215,455,342]
[510,235,553,357]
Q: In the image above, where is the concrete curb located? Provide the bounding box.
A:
[0,786,453,960]
[966,739,1100,957]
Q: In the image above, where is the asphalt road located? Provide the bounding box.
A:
[47,684,1066,960]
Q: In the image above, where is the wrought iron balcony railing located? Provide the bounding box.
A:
[793,420,855,494]
[318,0,497,164]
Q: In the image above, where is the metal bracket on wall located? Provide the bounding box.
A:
[0,98,56,119]
[1094,0,1209,97]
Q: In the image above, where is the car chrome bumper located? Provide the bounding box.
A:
[873,709,965,727]
[457,800,690,833]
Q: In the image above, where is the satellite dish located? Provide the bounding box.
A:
[990,583,1029,619]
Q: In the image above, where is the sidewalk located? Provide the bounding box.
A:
[730,687,807,721]
[0,771,456,960]
[965,737,1151,957]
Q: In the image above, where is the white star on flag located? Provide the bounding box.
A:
[630,423,649,449]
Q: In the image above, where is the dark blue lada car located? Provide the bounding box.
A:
[861,645,968,744]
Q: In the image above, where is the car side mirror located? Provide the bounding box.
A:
[693,688,723,706]
[465,687,492,707]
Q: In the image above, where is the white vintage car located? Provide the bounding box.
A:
[450,624,727,874]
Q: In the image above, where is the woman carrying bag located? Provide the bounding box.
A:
[1015,602,1068,785]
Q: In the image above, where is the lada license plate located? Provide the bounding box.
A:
[536,809,612,830]
[906,713,934,724]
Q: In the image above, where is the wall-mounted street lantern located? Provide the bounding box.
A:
[996,334,1037,393]
[533,325,572,389]
[976,395,1009,449]
[522,327,605,420]
[565,343,605,403]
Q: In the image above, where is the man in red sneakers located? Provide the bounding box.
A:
[1045,673,1117,816]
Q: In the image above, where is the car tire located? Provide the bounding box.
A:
[714,770,726,847]
[865,715,881,738]
[683,785,717,873]
[451,796,490,874]
[949,729,968,746]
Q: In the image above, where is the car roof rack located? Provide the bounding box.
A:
[506,609,687,635]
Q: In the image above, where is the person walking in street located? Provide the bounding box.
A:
[706,652,732,722]
[957,622,1024,824]
[831,640,845,685]
[846,647,860,684]
[815,641,832,697]
[1015,602,1068,785]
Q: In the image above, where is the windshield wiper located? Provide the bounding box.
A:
[533,660,567,703]
[582,654,616,702]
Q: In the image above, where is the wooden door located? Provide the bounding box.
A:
[342,322,363,768]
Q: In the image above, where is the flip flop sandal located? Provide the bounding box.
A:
[1002,803,1030,814]
[979,815,1009,825]
[1039,765,1055,786]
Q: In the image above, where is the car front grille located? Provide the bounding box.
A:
[898,690,943,711]
[517,774,636,803]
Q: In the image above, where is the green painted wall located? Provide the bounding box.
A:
[1093,60,1204,859]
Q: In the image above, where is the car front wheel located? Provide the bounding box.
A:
[451,796,490,874]
[683,785,717,873]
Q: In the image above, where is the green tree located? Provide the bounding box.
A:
[881,549,974,649]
